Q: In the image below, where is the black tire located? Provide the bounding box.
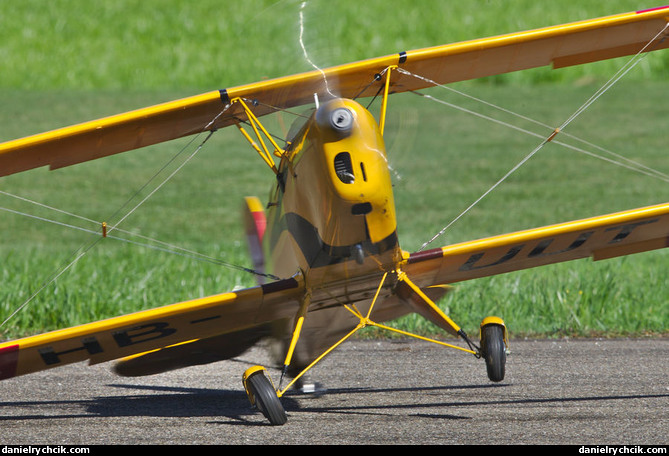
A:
[247,371,287,425]
[481,324,506,382]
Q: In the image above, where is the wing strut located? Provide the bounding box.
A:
[233,97,284,175]
[396,271,461,335]
[378,65,397,136]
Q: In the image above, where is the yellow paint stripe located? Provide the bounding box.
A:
[118,338,201,363]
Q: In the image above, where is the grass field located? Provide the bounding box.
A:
[1,1,668,339]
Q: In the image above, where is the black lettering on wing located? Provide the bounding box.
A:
[39,337,104,366]
[113,322,177,348]
[528,231,594,258]
[459,245,525,271]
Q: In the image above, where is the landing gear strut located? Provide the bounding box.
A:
[241,270,510,425]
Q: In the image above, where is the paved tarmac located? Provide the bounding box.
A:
[1,338,667,445]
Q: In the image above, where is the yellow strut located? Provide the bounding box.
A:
[274,270,477,398]
[276,273,388,397]
[282,293,311,370]
[396,270,462,334]
[378,66,397,136]
[232,97,283,174]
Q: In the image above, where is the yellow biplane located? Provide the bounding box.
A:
[1,7,669,425]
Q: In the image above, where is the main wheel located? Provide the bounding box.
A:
[245,371,287,425]
[481,324,506,382]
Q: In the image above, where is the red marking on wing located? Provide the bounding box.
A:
[0,344,19,380]
[637,6,669,14]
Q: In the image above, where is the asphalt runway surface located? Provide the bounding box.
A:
[1,338,667,445]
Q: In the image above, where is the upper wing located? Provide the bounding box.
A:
[0,277,303,380]
[1,7,668,177]
[403,202,669,288]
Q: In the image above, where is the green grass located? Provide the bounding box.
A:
[1,0,668,90]
[1,0,668,339]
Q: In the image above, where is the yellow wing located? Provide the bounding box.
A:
[403,202,669,288]
[0,278,303,380]
[1,7,668,176]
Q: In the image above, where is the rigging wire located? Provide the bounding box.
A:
[414,22,669,251]
[0,193,279,281]
[0,106,235,330]
[407,90,669,183]
[0,238,103,330]
[0,99,297,311]
[402,74,669,182]
[101,104,231,238]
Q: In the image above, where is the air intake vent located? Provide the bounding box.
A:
[334,152,354,184]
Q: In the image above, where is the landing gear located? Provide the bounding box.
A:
[243,366,287,426]
[240,269,510,425]
[480,317,508,382]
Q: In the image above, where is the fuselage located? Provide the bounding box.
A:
[263,98,403,288]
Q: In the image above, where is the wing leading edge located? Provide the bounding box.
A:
[0,277,303,380]
[1,7,668,177]
[403,202,669,288]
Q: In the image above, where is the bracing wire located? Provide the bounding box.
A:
[0,105,245,330]
[407,90,669,183]
[102,103,231,237]
[0,190,280,282]
[402,76,669,182]
[0,97,304,318]
[414,22,669,251]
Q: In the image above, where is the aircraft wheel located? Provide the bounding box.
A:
[481,323,506,382]
[244,369,287,425]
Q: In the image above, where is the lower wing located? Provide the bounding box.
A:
[0,277,302,380]
[403,202,669,287]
